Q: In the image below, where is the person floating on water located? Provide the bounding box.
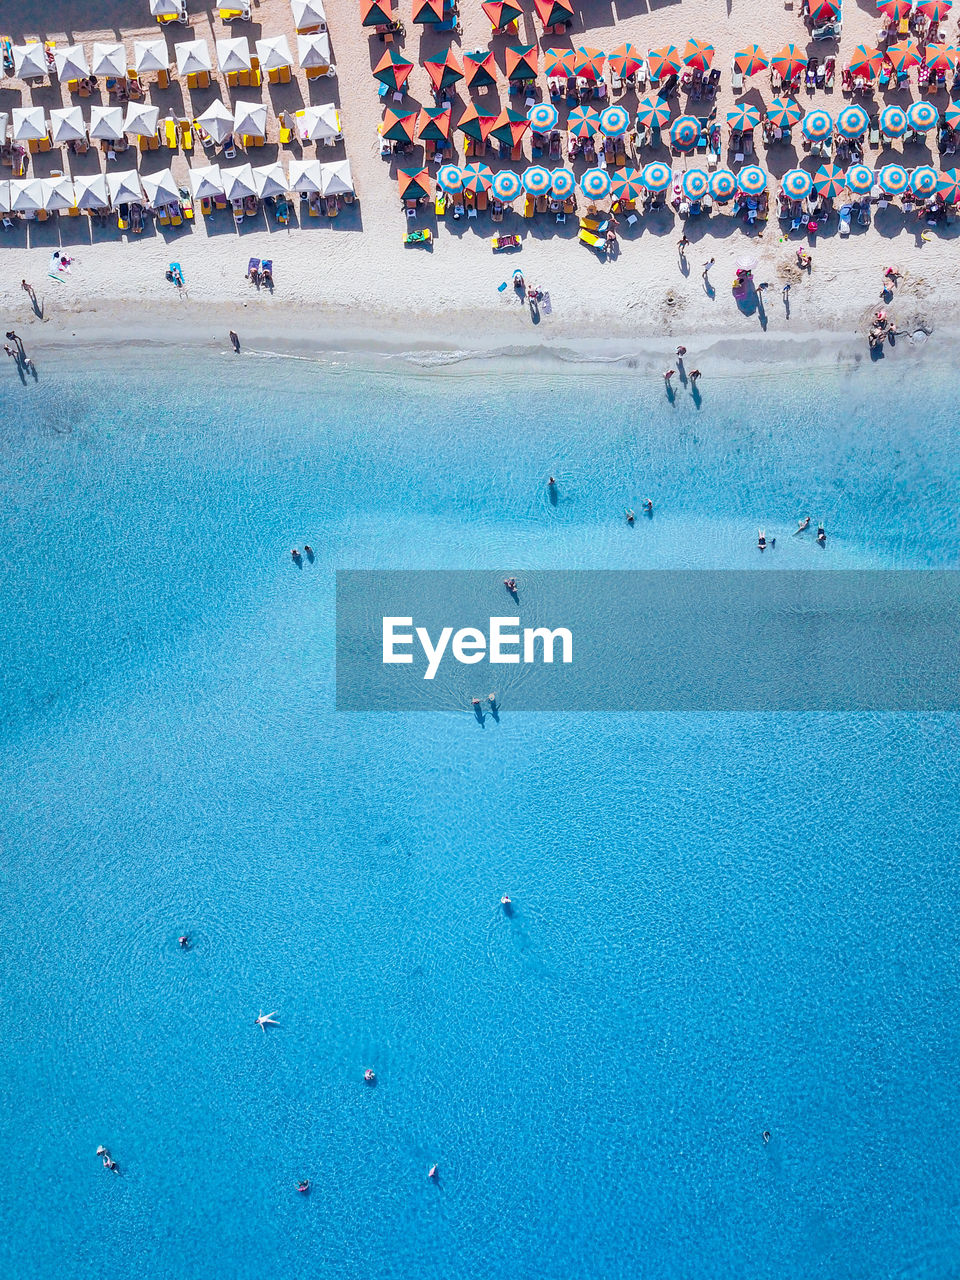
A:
[501,893,511,908]
[178,935,190,949]
[817,523,826,545]
[503,577,517,594]
[364,1069,376,1084]
[297,1180,310,1193]
[291,549,301,562]
[796,516,810,533]
[428,1164,438,1180]
[762,1131,771,1144]
[758,529,766,551]
[625,509,634,523]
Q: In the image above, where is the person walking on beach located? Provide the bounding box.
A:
[5,330,23,355]
[20,280,35,302]
[229,330,240,353]
[702,258,715,280]
[677,233,690,262]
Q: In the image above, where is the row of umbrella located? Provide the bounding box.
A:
[361,0,578,29]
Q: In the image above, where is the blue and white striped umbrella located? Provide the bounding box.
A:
[437,164,464,193]
[879,105,907,137]
[680,168,709,199]
[781,167,813,198]
[909,165,944,196]
[599,105,630,137]
[550,168,576,197]
[906,101,939,132]
[491,169,522,200]
[527,103,558,132]
[738,164,767,194]
[521,164,552,194]
[845,163,875,195]
[579,167,611,198]
[878,163,909,194]
[801,109,833,141]
[708,168,737,199]
[669,115,700,150]
[641,160,673,191]
[836,105,869,139]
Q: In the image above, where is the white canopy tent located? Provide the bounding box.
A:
[255,35,293,71]
[288,157,323,193]
[11,179,48,212]
[319,159,354,196]
[107,170,144,204]
[175,39,212,76]
[141,167,180,207]
[132,38,169,75]
[42,175,77,210]
[291,0,327,30]
[297,104,341,143]
[150,0,185,14]
[252,161,287,199]
[124,102,160,137]
[12,44,49,79]
[92,42,128,77]
[297,32,331,71]
[74,172,110,209]
[233,101,268,137]
[54,45,90,81]
[49,107,86,144]
[89,105,125,140]
[216,37,252,74]
[222,163,257,201]
[12,107,47,141]
[189,165,225,199]
[197,100,234,144]
[0,182,12,214]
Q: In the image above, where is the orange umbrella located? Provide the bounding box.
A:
[771,43,807,80]
[647,45,682,80]
[411,0,443,22]
[683,38,714,72]
[359,0,394,25]
[416,105,451,142]
[423,48,463,91]
[463,48,498,91]
[381,108,419,143]
[886,39,922,72]
[457,103,498,141]
[532,0,574,26]
[733,44,768,76]
[847,44,883,78]
[397,166,431,201]
[489,107,529,147]
[481,0,522,26]
[924,43,959,73]
[543,47,577,77]
[504,44,538,82]
[373,48,413,92]
[607,43,642,78]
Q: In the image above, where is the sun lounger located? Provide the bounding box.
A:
[578,229,603,248]
[169,206,182,226]
[261,260,272,283]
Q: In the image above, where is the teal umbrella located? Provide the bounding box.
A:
[639,161,672,192]
[635,94,671,129]
[738,165,767,194]
[726,103,761,132]
[491,170,521,200]
[845,164,875,195]
[680,168,709,199]
[766,97,802,130]
[836,105,869,139]
[579,167,611,198]
[781,168,813,199]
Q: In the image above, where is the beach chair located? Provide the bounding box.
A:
[158,208,171,226]
[118,207,129,230]
[169,206,182,226]
[279,114,293,145]
[214,193,227,209]
[731,64,744,93]
[164,118,179,149]
[578,229,602,248]
[522,195,534,217]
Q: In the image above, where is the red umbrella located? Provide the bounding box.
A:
[456,104,498,142]
[771,44,807,81]
[924,43,959,73]
[916,0,953,17]
[848,44,883,78]
[607,43,642,78]
[411,0,443,23]
[489,107,529,147]
[647,45,682,80]
[381,108,419,143]
[424,48,463,91]
[733,45,768,76]
[532,0,574,26]
[886,39,922,72]
[463,48,498,91]
[543,48,577,78]
[574,47,606,80]
[938,167,960,202]
[416,105,451,142]
[683,38,714,72]
[808,0,840,18]
[397,166,431,201]
[359,0,394,26]
[878,0,915,16]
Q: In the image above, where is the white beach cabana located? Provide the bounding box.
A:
[74,171,110,209]
[42,175,77,210]
[89,105,125,141]
[11,178,49,213]
[291,0,327,31]
[124,102,160,137]
[233,101,268,139]
[49,106,86,145]
[151,0,186,14]
[12,107,47,141]
[319,159,354,196]
[216,37,252,74]
[222,163,257,201]
[297,32,331,72]
[133,38,169,75]
[197,99,235,143]
[175,39,213,77]
[13,44,49,80]
[141,167,180,207]
[54,44,90,82]
[92,42,128,78]
[256,35,293,72]
[296,104,341,143]
[252,161,287,199]
[107,170,144,204]
[0,182,12,215]
[288,157,323,193]
[189,164,224,200]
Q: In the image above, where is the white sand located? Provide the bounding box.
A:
[0,0,955,354]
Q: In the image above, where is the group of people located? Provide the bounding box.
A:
[663,344,701,384]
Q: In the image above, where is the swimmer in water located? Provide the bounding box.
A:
[291,548,301,561]
[178,935,189,948]
[625,509,634,523]
[795,516,810,534]
[817,524,826,545]
[762,1131,770,1144]
[758,529,766,550]
[364,1069,376,1084]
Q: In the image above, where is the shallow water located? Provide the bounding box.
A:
[0,350,958,1280]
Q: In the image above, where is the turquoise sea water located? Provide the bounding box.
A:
[1,349,958,1280]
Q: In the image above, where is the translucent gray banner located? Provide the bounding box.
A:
[336,571,960,711]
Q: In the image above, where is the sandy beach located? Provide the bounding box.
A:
[0,0,957,353]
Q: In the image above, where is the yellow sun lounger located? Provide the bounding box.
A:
[164,118,179,148]
[180,119,193,150]
[579,229,603,247]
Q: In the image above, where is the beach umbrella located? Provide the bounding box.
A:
[579,167,611,198]
[938,168,960,202]
[256,35,293,71]
[886,40,921,73]
[808,0,840,17]
[297,32,331,70]
[458,106,498,142]
[319,160,354,197]
[291,0,327,26]
[527,102,558,132]
[74,172,110,209]
[543,48,577,78]
[13,43,49,79]
[845,164,876,195]
[878,163,909,194]
[726,103,761,132]
[549,168,575,198]
[462,161,494,194]
[647,45,682,81]
[670,115,700,150]
[532,0,574,27]
[216,37,253,74]
[124,102,160,137]
[680,168,709,200]
[142,167,180,207]
[12,107,46,140]
[635,95,671,129]
[837,105,870,139]
[49,107,86,144]
[0,181,12,215]
[766,97,802,130]
[599,106,630,137]
[463,49,498,92]
[288,158,323,193]
[189,165,224,200]
[733,45,768,77]
[424,49,463,91]
[801,109,833,142]
[567,105,602,137]
[482,0,523,27]
[252,162,288,200]
[879,105,907,137]
[175,39,213,77]
[771,44,807,81]
[708,168,737,200]
[574,47,606,81]
[297,104,341,142]
[909,165,946,196]
[381,108,419,144]
[437,163,464,193]
[222,164,257,201]
[489,108,529,148]
[945,101,960,128]
[917,0,953,16]
[359,0,393,24]
[521,165,552,195]
[54,44,89,81]
[608,43,642,79]
[373,49,413,92]
[417,105,452,143]
[504,45,539,82]
[106,170,144,204]
[10,179,48,213]
[812,163,844,199]
[491,170,522,201]
[738,165,767,194]
[847,45,883,79]
[639,162,671,193]
[150,0,181,13]
[923,43,959,74]
[41,175,76,211]
[397,166,431,201]
[234,101,268,138]
[133,38,169,75]
[907,101,939,132]
[877,0,913,17]
[781,168,813,199]
[683,39,714,72]
[89,105,124,140]
[197,99,235,144]
[411,0,444,23]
